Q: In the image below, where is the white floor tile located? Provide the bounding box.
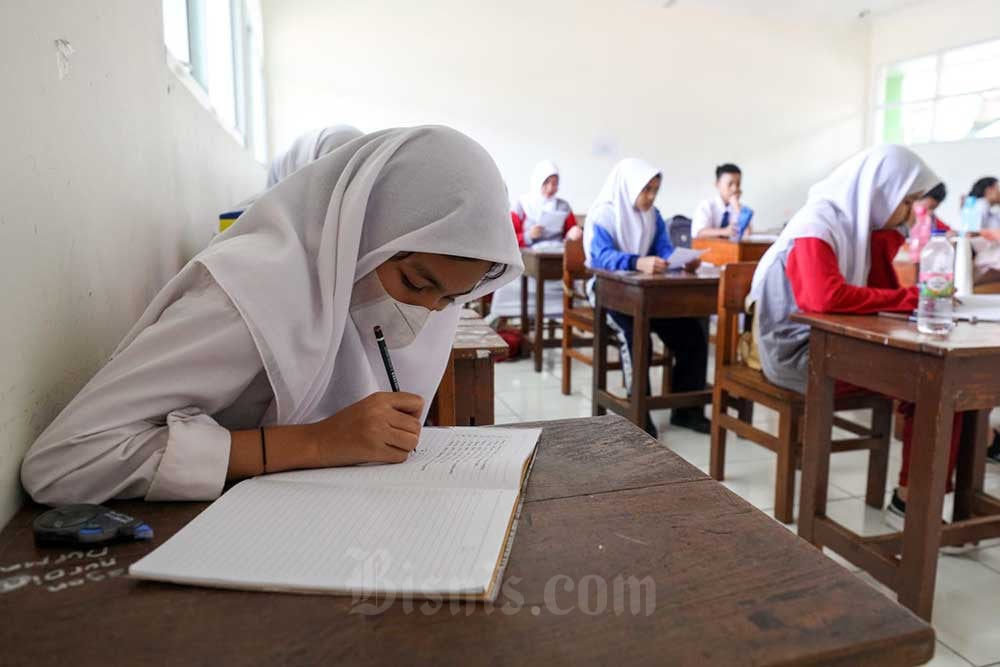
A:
[926,641,975,667]
[928,556,1000,666]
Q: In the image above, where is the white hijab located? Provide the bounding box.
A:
[517,160,566,224]
[750,145,939,297]
[266,125,365,187]
[584,158,662,263]
[116,126,522,425]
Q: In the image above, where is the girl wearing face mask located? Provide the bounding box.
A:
[21,126,523,505]
[583,158,709,437]
[749,144,963,527]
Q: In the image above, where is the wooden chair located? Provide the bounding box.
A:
[710,262,892,524]
[561,236,671,396]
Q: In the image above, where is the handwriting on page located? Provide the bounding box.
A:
[413,431,512,475]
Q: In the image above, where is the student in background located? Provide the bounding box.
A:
[511,160,582,246]
[220,125,366,233]
[749,145,953,528]
[21,127,522,505]
[584,158,709,436]
[267,124,364,187]
[969,177,1000,229]
[692,163,754,239]
[966,177,1000,287]
[489,161,582,321]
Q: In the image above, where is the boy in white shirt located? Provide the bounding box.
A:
[692,163,753,239]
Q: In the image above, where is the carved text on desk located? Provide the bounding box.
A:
[0,547,126,594]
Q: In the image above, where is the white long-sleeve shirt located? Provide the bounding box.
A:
[21,266,275,505]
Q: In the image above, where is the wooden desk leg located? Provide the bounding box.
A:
[435,354,458,427]
[534,272,545,373]
[592,289,607,417]
[799,332,835,545]
[898,366,954,621]
[631,295,650,429]
[520,275,529,339]
[473,353,495,426]
[954,410,990,522]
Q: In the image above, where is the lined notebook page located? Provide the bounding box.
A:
[129,427,540,598]
[130,480,519,596]
[264,427,540,491]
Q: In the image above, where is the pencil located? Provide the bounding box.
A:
[373,326,400,392]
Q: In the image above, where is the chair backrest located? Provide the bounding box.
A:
[667,215,693,249]
[563,235,590,308]
[715,262,757,368]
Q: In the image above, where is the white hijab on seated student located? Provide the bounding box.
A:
[22,126,522,506]
[513,160,576,245]
[266,124,365,187]
[490,160,578,319]
[749,144,939,393]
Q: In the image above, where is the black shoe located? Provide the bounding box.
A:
[670,410,711,434]
[988,430,1000,464]
[885,489,906,531]
[644,414,659,439]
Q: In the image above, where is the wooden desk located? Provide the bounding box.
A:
[430,310,509,426]
[590,269,718,427]
[0,415,933,666]
[795,313,1000,620]
[520,249,564,372]
[692,238,772,266]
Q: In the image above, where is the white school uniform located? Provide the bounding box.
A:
[22,126,522,505]
[691,194,742,239]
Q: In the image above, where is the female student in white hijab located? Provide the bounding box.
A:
[749,144,958,527]
[583,158,709,437]
[21,126,523,505]
[489,160,582,320]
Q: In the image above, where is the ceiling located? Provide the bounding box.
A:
[629,0,930,23]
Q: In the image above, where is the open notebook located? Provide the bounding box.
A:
[130,427,541,600]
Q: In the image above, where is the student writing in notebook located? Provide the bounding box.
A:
[583,158,710,436]
[748,145,962,527]
[21,126,523,505]
[692,163,754,239]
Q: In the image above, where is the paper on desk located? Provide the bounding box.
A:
[537,209,569,237]
[667,247,707,270]
[953,295,1000,322]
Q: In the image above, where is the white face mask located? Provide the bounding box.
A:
[350,271,431,349]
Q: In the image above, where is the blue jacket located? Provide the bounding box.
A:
[589,207,674,271]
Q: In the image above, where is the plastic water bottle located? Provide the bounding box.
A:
[917,229,955,335]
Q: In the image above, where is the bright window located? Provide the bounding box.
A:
[161,0,268,161]
[874,38,1000,145]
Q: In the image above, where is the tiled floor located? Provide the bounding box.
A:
[495,348,1000,667]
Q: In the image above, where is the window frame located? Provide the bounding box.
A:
[871,36,1000,146]
[162,0,268,163]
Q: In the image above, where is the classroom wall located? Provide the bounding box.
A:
[0,1,266,527]
[869,0,1000,223]
[262,0,871,228]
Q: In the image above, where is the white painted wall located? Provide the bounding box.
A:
[869,0,1000,223]
[263,0,870,228]
[0,1,266,526]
